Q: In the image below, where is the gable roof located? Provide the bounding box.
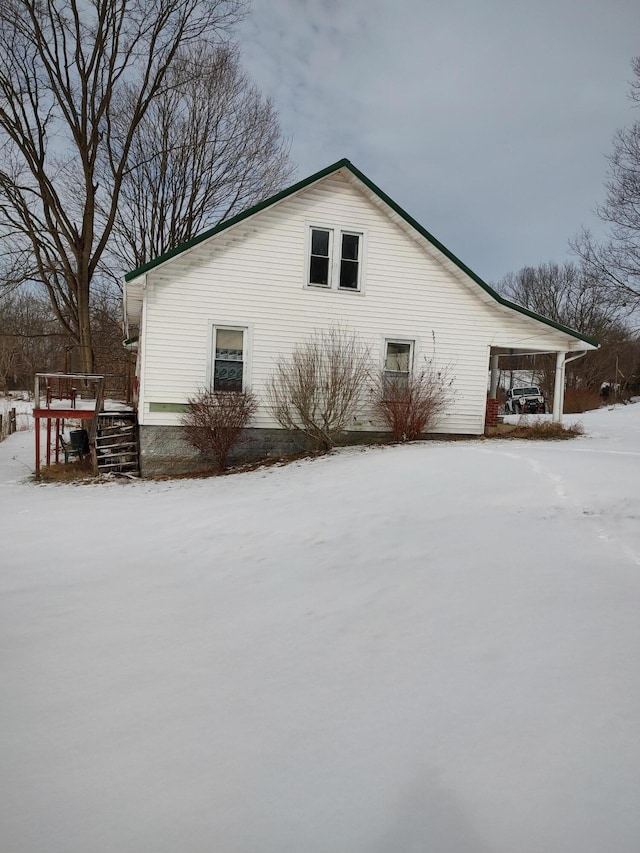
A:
[124,158,598,348]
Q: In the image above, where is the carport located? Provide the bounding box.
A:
[488,344,594,423]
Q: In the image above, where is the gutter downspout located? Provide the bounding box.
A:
[552,351,587,424]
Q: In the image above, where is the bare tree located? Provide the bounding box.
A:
[572,56,640,316]
[0,332,19,395]
[108,43,293,271]
[497,261,638,393]
[498,261,622,337]
[0,289,64,391]
[182,388,257,472]
[0,0,247,373]
[267,327,372,452]
[89,281,136,398]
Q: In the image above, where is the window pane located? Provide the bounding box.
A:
[216,329,243,352]
[310,255,330,285]
[339,259,359,289]
[214,329,244,392]
[338,234,360,288]
[385,342,411,372]
[311,229,330,256]
[214,361,243,392]
[383,370,409,395]
[341,233,359,261]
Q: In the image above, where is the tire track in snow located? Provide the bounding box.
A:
[470,445,640,567]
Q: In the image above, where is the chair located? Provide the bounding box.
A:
[59,434,83,464]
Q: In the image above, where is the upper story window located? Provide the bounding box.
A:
[339,233,360,290]
[307,226,363,292]
[309,228,332,286]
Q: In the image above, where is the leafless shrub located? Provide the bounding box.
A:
[563,388,603,414]
[267,326,372,452]
[36,457,94,483]
[494,421,584,440]
[372,362,454,441]
[182,389,257,471]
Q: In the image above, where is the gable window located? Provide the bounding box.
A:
[339,233,360,289]
[384,340,413,390]
[213,327,245,391]
[309,228,332,286]
[307,226,363,291]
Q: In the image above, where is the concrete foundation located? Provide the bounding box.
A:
[138,425,392,477]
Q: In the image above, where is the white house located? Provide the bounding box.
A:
[123,159,597,475]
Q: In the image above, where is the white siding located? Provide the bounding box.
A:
[136,172,585,434]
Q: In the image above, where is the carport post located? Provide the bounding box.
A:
[489,354,500,398]
[552,352,565,424]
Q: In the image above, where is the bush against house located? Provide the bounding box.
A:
[372,360,454,441]
[182,389,257,471]
[267,326,372,452]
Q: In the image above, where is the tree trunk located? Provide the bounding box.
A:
[0,0,249,384]
[77,279,94,374]
[78,332,94,374]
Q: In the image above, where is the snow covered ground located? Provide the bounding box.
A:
[1,406,640,853]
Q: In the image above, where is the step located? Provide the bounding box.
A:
[96,451,138,461]
[98,424,135,433]
[96,440,137,450]
[97,461,139,471]
[95,412,139,475]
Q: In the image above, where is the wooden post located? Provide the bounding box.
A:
[89,376,105,476]
[35,416,40,476]
[9,407,16,435]
[46,416,52,468]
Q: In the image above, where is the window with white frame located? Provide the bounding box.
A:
[384,340,413,390]
[213,327,246,392]
[309,228,332,286]
[307,227,363,291]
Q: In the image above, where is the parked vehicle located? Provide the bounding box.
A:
[504,386,546,414]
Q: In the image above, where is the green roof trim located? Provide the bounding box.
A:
[125,158,598,348]
[124,159,353,282]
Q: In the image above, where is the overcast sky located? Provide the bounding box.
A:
[238,0,639,283]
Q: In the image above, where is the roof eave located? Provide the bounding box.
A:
[123,158,599,350]
[340,162,599,349]
[123,158,354,283]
